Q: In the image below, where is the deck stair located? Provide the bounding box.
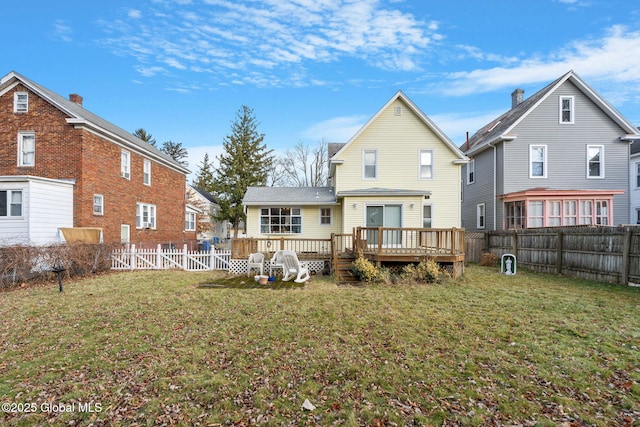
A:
[334,253,361,285]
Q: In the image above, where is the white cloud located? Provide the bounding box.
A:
[439,25,640,97]
[430,110,507,145]
[52,20,73,42]
[301,115,369,142]
[128,9,142,19]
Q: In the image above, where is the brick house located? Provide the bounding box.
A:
[0,71,190,246]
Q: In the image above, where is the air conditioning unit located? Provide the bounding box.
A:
[121,171,130,179]
[142,222,151,228]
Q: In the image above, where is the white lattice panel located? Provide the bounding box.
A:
[228,259,326,275]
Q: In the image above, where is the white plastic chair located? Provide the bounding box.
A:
[281,250,310,283]
[247,252,265,277]
[269,250,286,277]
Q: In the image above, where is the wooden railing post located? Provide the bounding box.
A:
[622,226,632,285]
[556,231,563,275]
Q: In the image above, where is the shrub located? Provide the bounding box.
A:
[480,252,500,267]
[351,257,381,283]
[400,259,441,284]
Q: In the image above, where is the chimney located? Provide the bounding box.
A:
[511,88,524,109]
[69,94,83,106]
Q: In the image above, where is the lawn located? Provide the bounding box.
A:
[0,265,638,426]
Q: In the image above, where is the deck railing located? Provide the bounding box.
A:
[354,227,465,256]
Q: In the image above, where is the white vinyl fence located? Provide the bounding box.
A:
[111,244,231,271]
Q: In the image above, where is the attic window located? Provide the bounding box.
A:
[394,106,402,116]
[14,92,28,113]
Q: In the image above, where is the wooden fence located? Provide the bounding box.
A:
[112,244,231,271]
[486,226,640,285]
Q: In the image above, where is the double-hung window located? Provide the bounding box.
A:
[563,201,577,225]
[528,201,544,228]
[185,212,196,231]
[136,203,156,229]
[559,96,574,124]
[419,150,433,179]
[121,150,131,179]
[143,159,151,185]
[93,194,104,215]
[467,159,475,184]
[320,208,332,225]
[595,200,609,225]
[579,200,593,225]
[635,162,640,188]
[18,132,35,167]
[363,150,377,179]
[476,203,485,229]
[587,145,604,178]
[0,190,23,217]
[14,92,28,113]
[530,145,547,178]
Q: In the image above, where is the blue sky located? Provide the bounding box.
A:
[3,0,640,177]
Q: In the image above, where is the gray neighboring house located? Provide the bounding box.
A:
[461,70,640,231]
[631,139,640,224]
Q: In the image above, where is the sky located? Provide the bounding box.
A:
[2,0,640,179]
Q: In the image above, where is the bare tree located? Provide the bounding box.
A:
[279,139,328,187]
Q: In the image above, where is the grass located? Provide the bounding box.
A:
[0,265,638,426]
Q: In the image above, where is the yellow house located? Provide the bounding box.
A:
[243,91,468,239]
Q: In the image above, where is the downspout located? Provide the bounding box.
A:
[489,141,497,231]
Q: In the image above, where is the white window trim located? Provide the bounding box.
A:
[18,132,35,167]
[120,224,130,244]
[476,203,486,229]
[259,207,303,234]
[636,162,640,189]
[559,96,575,124]
[418,149,434,180]
[362,149,378,180]
[529,144,547,179]
[319,207,332,226]
[14,92,28,113]
[136,202,156,229]
[185,211,196,231]
[143,159,151,185]
[467,159,475,184]
[0,190,23,218]
[93,194,104,216]
[121,150,131,180]
[586,145,605,179]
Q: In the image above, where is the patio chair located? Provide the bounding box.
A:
[269,250,286,277]
[247,252,265,277]
[281,250,310,283]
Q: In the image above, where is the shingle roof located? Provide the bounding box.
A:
[0,71,190,175]
[243,186,337,205]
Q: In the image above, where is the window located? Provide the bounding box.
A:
[394,106,402,116]
[587,145,604,178]
[363,150,377,179]
[185,212,196,231]
[419,150,433,179]
[93,194,104,215]
[563,201,577,225]
[467,159,475,184]
[260,207,302,234]
[530,145,547,178]
[579,200,593,225]
[136,203,156,229]
[505,201,525,229]
[476,203,485,229]
[120,225,130,244]
[637,209,640,225]
[320,208,332,225]
[0,190,23,217]
[121,150,131,179]
[143,159,151,185]
[14,92,28,113]
[423,205,432,228]
[18,132,35,167]
[636,162,640,188]
[559,96,574,124]
[548,201,561,226]
[596,200,609,225]
[528,201,544,228]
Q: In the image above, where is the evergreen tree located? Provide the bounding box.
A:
[160,140,188,166]
[192,153,215,190]
[212,105,274,237]
[133,128,156,146]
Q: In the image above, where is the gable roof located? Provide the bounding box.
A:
[463,70,640,156]
[188,184,218,204]
[0,71,190,175]
[243,186,337,205]
[331,90,468,163]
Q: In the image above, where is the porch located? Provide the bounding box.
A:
[233,227,465,282]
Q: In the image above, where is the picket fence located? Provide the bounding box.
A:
[111,244,231,271]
